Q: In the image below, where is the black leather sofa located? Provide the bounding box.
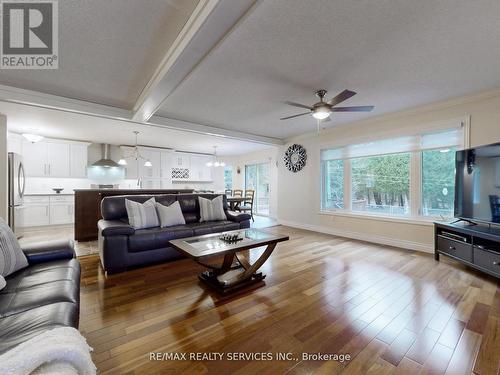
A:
[98,193,251,274]
[0,240,80,355]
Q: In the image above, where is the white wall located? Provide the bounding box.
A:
[0,115,7,220]
[277,89,500,253]
[222,147,279,218]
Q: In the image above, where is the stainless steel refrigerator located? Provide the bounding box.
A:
[8,152,25,238]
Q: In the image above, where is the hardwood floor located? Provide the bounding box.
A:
[79,226,500,374]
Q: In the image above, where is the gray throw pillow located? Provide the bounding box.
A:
[0,218,28,277]
[199,196,226,222]
[0,275,5,291]
[156,201,186,227]
[125,197,159,229]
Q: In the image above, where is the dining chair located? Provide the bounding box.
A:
[224,189,232,196]
[238,190,255,221]
[232,189,243,197]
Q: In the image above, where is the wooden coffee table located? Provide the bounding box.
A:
[170,229,289,294]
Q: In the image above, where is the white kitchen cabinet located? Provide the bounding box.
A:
[124,159,138,179]
[49,203,74,225]
[23,195,74,227]
[120,146,138,179]
[160,151,173,179]
[138,148,161,179]
[189,155,213,182]
[46,141,70,177]
[22,138,85,178]
[70,143,89,178]
[22,140,48,176]
[173,153,190,168]
[23,204,50,226]
[159,151,173,188]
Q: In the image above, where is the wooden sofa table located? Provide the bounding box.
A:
[170,229,289,294]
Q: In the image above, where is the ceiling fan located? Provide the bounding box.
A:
[280,89,374,122]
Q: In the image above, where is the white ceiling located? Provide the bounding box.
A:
[1,0,500,142]
[1,101,271,156]
[0,0,199,108]
[156,0,500,138]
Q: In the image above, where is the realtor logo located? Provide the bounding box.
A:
[1,0,58,69]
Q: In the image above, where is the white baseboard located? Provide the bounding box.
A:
[277,219,434,254]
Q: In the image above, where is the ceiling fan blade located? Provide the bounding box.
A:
[285,101,313,110]
[280,112,310,120]
[332,105,374,112]
[328,89,356,106]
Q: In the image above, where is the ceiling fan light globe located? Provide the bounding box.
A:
[206,162,213,167]
[118,158,127,166]
[144,160,152,167]
[312,111,330,120]
[214,161,220,167]
[220,162,226,167]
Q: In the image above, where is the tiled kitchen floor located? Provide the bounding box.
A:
[18,215,278,258]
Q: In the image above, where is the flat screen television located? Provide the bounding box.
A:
[455,142,500,224]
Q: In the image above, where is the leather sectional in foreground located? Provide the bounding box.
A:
[0,240,80,355]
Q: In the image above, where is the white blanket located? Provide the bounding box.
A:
[0,327,96,375]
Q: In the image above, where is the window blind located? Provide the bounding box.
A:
[321,127,464,161]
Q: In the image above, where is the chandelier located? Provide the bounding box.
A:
[118,131,152,167]
[206,146,225,167]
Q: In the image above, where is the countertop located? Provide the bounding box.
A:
[25,193,75,196]
[73,188,194,192]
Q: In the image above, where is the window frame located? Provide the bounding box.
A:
[319,117,470,222]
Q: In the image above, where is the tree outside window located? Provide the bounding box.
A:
[422,148,456,217]
[351,153,410,215]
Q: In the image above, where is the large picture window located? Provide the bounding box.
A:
[320,125,465,219]
[351,153,410,215]
[421,147,456,217]
[322,159,344,210]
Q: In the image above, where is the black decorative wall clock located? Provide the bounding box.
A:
[284,144,307,172]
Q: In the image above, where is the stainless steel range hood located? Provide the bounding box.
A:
[91,144,120,168]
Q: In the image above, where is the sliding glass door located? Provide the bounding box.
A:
[245,162,270,215]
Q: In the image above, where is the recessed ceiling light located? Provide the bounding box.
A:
[22,133,44,143]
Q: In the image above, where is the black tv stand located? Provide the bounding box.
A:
[450,218,477,225]
[435,221,500,279]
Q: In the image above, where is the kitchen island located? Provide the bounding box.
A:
[74,189,194,241]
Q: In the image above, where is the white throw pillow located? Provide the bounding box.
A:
[0,218,28,277]
[0,275,5,291]
[125,197,159,229]
[199,196,226,222]
[156,201,186,228]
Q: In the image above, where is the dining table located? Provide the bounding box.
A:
[226,197,247,211]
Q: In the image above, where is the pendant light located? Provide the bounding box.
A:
[206,146,225,167]
[119,131,152,167]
